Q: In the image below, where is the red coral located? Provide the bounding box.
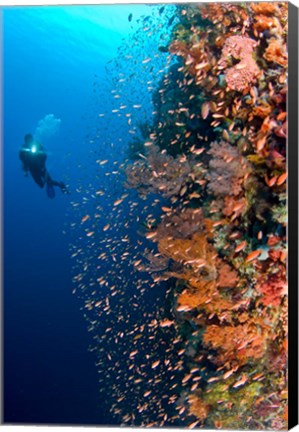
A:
[257,272,287,306]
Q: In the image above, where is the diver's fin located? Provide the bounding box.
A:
[46,183,55,199]
[59,182,70,194]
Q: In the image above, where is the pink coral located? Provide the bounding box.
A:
[125,145,192,198]
[220,35,257,61]
[225,60,260,92]
[156,207,205,240]
[207,141,251,197]
[218,35,260,92]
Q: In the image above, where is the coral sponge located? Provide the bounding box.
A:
[220,35,257,62]
[225,60,260,92]
[218,35,260,92]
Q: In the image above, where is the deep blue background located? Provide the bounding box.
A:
[2,5,154,424]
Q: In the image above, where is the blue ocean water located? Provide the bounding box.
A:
[2,4,173,425]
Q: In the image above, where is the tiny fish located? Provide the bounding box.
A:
[232,373,248,388]
[201,102,210,120]
[267,175,278,187]
[146,231,157,239]
[222,130,230,140]
[168,15,175,26]
[277,111,287,121]
[235,240,247,253]
[113,199,123,206]
[212,113,225,119]
[188,420,200,429]
[151,360,160,369]
[256,136,266,151]
[182,373,192,383]
[81,215,90,223]
[223,367,238,379]
[235,62,247,70]
[160,319,174,327]
[277,172,287,186]
[245,250,262,263]
[207,376,219,383]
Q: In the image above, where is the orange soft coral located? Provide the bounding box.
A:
[177,284,214,311]
[158,232,217,278]
[253,14,282,35]
[199,3,248,28]
[203,320,269,366]
[252,103,274,119]
[250,2,280,16]
[264,38,288,67]
[174,265,242,315]
[176,275,233,313]
[216,260,238,289]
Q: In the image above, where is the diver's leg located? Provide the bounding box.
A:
[44,172,56,198]
[46,171,69,194]
[30,169,45,187]
[49,179,61,187]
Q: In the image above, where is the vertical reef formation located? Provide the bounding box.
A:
[126,2,287,429]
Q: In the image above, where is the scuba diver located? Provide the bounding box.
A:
[19,133,69,198]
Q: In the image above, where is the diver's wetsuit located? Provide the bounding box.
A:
[19,134,68,197]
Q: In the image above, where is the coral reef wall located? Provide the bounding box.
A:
[126,2,288,429]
